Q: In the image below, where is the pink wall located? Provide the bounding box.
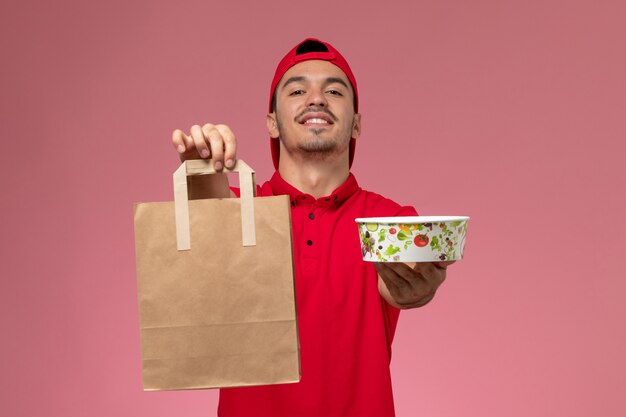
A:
[2,0,625,416]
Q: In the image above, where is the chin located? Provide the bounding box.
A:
[299,142,337,154]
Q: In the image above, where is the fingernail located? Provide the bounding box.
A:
[201,149,209,158]
[177,145,185,153]
[225,159,234,168]
[214,161,223,170]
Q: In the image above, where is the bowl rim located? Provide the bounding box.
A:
[355,216,469,224]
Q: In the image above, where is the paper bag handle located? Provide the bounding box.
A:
[173,159,257,251]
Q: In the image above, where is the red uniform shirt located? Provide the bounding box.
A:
[219,171,417,417]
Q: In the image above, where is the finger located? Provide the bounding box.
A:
[433,260,456,270]
[202,124,225,170]
[385,262,421,284]
[376,263,434,308]
[172,129,189,154]
[190,124,211,159]
[387,262,445,295]
[374,263,409,291]
[215,124,237,168]
[414,262,446,286]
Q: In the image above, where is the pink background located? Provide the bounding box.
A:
[2,0,625,416]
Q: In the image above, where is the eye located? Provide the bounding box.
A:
[289,89,305,96]
[327,89,343,96]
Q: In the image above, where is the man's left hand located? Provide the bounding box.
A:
[374,261,455,309]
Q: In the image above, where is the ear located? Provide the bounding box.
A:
[266,113,279,138]
[351,113,362,139]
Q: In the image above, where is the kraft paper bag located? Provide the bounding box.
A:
[134,159,300,390]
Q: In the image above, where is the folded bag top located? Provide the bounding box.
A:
[173,159,256,250]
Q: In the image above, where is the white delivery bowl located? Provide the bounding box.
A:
[355,216,469,262]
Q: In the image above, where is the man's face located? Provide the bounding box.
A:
[267,60,361,161]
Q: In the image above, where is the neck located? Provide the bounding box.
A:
[278,149,350,199]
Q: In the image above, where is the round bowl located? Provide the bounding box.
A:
[355,216,469,262]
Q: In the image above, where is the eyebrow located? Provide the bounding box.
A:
[280,76,350,90]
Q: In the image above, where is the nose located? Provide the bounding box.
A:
[307,88,327,107]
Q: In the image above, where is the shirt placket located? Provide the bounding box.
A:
[293,195,318,277]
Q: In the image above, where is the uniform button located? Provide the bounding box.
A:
[308,213,315,220]
[306,240,313,246]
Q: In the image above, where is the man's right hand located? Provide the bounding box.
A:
[171,123,237,171]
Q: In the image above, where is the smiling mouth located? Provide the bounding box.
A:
[303,118,331,125]
[298,110,336,126]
